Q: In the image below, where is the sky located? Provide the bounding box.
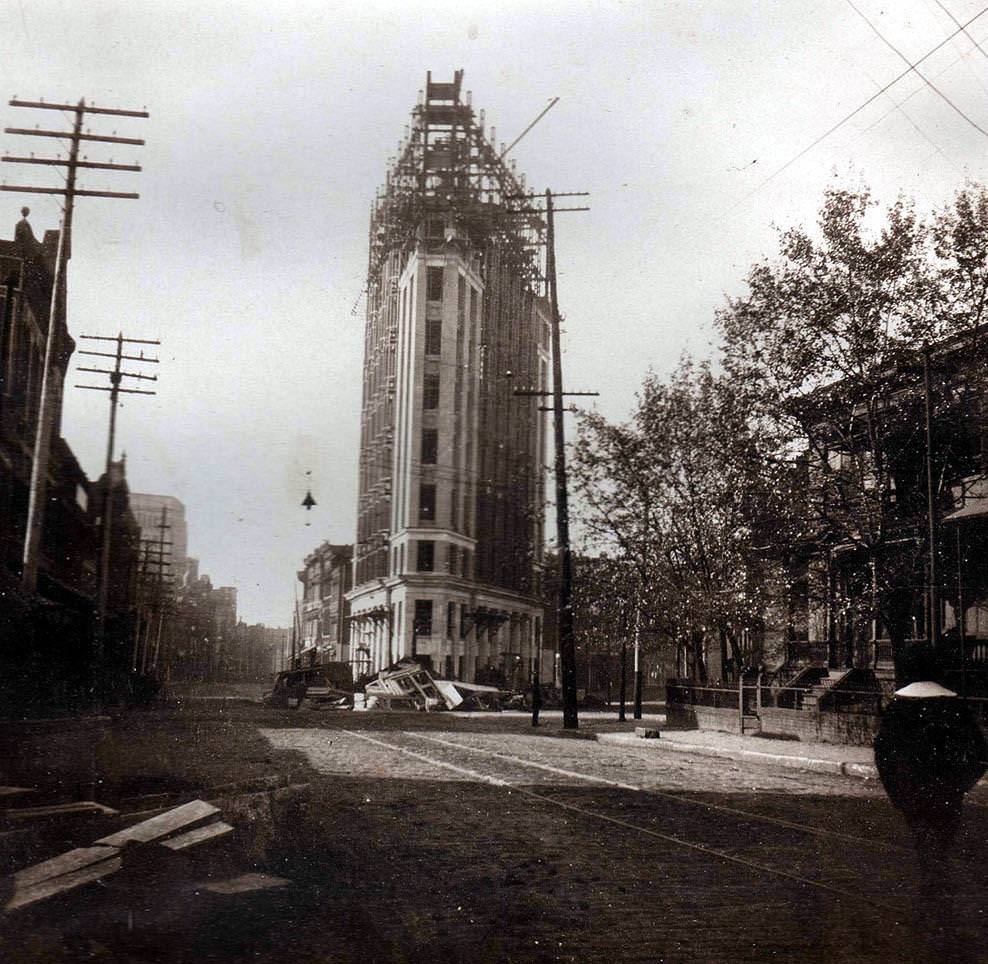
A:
[3,0,988,624]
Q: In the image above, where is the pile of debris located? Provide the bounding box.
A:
[356,658,508,712]
[263,665,353,710]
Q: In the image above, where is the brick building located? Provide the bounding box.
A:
[167,557,239,682]
[0,209,141,711]
[297,542,352,668]
[346,72,552,686]
[0,209,90,598]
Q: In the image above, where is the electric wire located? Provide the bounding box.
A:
[732,4,988,209]
[857,36,987,136]
[933,0,988,62]
[845,0,988,139]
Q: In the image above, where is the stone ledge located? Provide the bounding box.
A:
[596,731,879,780]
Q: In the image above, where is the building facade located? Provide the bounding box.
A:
[771,333,988,697]
[0,209,143,711]
[0,209,87,595]
[167,557,239,682]
[297,542,353,668]
[346,72,552,687]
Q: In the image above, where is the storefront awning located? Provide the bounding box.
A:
[943,497,988,523]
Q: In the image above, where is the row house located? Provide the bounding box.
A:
[297,542,352,668]
[0,209,141,712]
[789,333,988,695]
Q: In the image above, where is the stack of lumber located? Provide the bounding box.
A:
[3,799,233,912]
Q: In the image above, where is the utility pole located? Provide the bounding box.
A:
[134,540,152,671]
[145,506,171,674]
[618,605,628,722]
[77,332,159,703]
[633,592,644,719]
[3,96,147,591]
[511,188,591,730]
[136,536,169,670]
[923,347,941,650]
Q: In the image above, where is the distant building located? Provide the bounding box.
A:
[346,72,550,687]
[297,542,353,667]
[88,459,141,616]
[129,493,188,590]
[166,558,239,682]
[232,622,290,679]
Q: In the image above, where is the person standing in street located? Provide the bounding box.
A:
[874,649,987,874]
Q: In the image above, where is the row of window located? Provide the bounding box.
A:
[405,538,471,577]
[405,599,465,639]
[389,538,471,579]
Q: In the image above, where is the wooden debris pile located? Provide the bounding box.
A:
[361,658,461,711]
[357,658,508,712]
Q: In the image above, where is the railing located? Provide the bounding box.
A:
[670,681,885,715]
[670,680,988,726]
[874,639,894,664]
[964,696,988,722]
[762,685,808,710]
[667,683,738,710]
[763,686,885,714]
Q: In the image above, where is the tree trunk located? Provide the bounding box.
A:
[619,636,627,721]
[883,580,915,689]
[691,629,708,684]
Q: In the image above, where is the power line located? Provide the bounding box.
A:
[856,33,987,138]
[855,61,962,171]
[845,0,988,139]
[499,97,560,160]
[932,0,988,63]
[732,4,988,208]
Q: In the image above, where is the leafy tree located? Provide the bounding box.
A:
[571,357,797,683]
[717,185,988,680]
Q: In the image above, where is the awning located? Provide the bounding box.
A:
[943,497,988,523]
[944,475,988,523]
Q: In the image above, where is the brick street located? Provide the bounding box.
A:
[5,703,988,963]
[256,716,988,964]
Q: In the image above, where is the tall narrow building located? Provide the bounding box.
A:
[347,71,551,687]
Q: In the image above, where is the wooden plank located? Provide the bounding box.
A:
[0,786,35,799]
[95,799,219,847]
[3,801,117,821]
[13,845,120,888]
[5,855,122,911]
[160,821,233,851]
[201,873,290,895]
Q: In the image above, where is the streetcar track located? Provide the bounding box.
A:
[407,732,910,854]
[342,729,907,917]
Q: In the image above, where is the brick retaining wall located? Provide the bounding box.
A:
[759,707,880,746]
[667,702,881,746]
[665,704,742,734]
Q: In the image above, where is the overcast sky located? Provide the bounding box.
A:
[3,0,988,624]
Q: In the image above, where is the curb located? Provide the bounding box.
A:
[595,731,879,780]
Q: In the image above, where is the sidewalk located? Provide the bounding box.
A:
[596,728,879,780]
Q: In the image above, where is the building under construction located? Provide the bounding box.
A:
[347,71,553,687]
